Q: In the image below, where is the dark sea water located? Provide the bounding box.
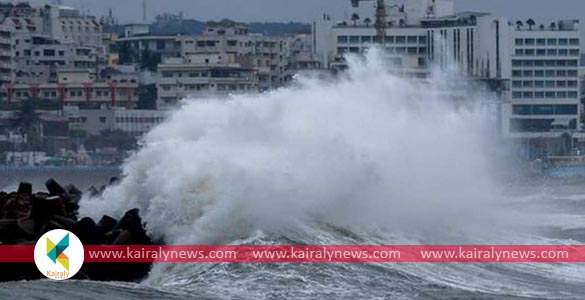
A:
[1,171,585,300]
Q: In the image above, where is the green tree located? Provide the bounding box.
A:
[516,20,523,30]
[549,22,557,30]
[364,18,371,27]
[140,49,162,72]
[136,84,158,110]
[526,19,535,30]
[10,98,42,150]
[351,13,360,27]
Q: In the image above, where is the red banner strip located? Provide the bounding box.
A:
[2,245,585,263]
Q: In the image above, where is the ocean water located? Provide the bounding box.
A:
[2,49,585,299]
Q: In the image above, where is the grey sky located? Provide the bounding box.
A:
[25,0,585,42]
[25,0,583,23]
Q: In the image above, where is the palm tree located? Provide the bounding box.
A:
[364,17,371,27]
[526,18,535,30]
[549,22,557,30]
[539,24,545,30]
[351,13,360,26]
[516,20,523,30]
[399,19,406,27]
[10,98,42,150]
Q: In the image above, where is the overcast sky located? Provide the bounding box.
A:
[26,0,585,41]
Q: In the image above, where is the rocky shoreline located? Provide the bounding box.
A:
[0,179,153,282]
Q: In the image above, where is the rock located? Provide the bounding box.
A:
[112,230,133,245]
[97,215,118,233]
[65,184,82,196]
[17,182,32,195]
[45,178,66,196]
[0,219,23,243]
[30,195,65,222]
[87,186,99,197]
[109,177,120,185]
[16,218,36,237]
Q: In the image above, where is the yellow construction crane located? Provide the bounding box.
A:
[351,0,387,44]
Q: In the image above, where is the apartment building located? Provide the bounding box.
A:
[179,20,289,91]
[157,54,259,108]
[504,20,581,138]
[4,69,139,107]
[64,106,168,136]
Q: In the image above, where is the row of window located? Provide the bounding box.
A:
[14,90,134,98]
[510,118,577,132]
[337,35,426,44]
[515,38,579,46]
[338,46,426,55]
[511,60,580,72]
[512,68,579,78]
[512,80,578,88]
[512,91,579,99]
[514,48,579,56]
[512,104,578,115]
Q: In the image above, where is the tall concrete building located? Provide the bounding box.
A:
[157,54,259,108]
[504,20,580,138]
[0,23,14,89]
[179,20,290,91]
[0,3,104,84]
[314,0,580,139]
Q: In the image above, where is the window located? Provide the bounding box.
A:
[418,36,427,44]
[535,92,544,98]
[569,49,579,56]
[522,70,533,77]
[545,91,556,98]
[534,80,544,87]
[536,49,546,56]
[536,39,546,46]
[524,49,534,55]
[545,70,555,77]
[99,117,106,123]
[556,105,578,114]
[522,80,533,87]
[559,39,568,45]
[512,60,522,67]
[545,80,555,87]
[396,36,406,43]
[534,70,544,77]
[567,70,578,77]
[512,91,522,98]
[547,49,557,56]
[547,39,557,45]
[558,49,568,56]
[525,38,535,45]
[515,38,524,45]
[569,38,579,45]
[556,91,567,98]
[407,36,418,43]
[568,91,578,98]
[43,49,55,56]
[568,80,578,87]
[361,36,371,43]
[407,47,417,54]
[385,36,394,43]
[512,70,521,77]
[556,80,566,87]
[522,60,533,67]
[337,36,348,43]
[512,81,521,87]
[523,92,533,98]
[515,49,523,56]
[556,70,567,77]
[534,60,544,67]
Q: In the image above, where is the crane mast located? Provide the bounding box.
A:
[351,0,387,43]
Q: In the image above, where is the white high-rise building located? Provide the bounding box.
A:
[503,20,580,138]
[314,0,580,139]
